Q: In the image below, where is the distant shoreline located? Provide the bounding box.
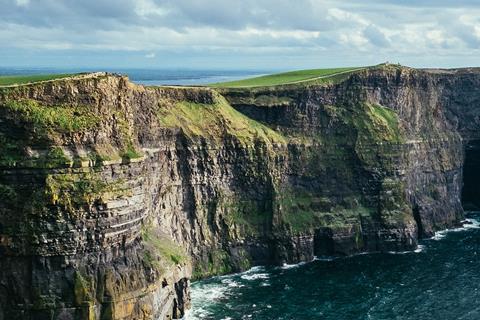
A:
[0,67,270,86]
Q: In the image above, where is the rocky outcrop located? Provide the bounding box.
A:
[0,65,479,319]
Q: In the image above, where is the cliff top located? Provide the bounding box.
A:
[2,65,480,91]
[0,72,110,87]
[209,66,367,88]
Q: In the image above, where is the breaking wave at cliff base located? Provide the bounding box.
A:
[186,212,480,320]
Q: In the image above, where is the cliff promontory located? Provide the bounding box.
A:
[0,65,479,319]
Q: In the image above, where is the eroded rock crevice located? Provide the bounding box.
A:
[462,139,480,211]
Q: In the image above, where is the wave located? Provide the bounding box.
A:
[431,218,480,241]
[221,278,245,288]
[240,273,270,280]
[414,244,425,253]
[279,261,308,270]
[185,265,271,319]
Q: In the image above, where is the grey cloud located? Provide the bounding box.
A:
[136,0,338,32]
[0,0,479,67]
[0,0,346,32]
[449,22,480,49]
[363,25,389,47]
[0,0,141,31]
[355,0,480,8]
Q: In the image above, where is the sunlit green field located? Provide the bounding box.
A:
[210,67,365,88]
[0,74,74,86]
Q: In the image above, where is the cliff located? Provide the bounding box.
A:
[0,65,479,319]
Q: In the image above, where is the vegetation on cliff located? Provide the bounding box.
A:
[0,73,75,86]
[3,99,100,133]
[0,66,473,318]
[0,94,145,168]
[211,67,365,88]
[45,172,131,214]
[277,189,374,233]
[156,91,286,144]
[141,226,188,272]
[316,102,404,145]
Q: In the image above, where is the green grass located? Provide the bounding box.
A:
[121,145,143,160]
[45,172,130,212]
[354,103,404,144]
[277,189,374,234]
[2,99,100,133]
[156,92,286,144]
[210,67,365,88]
[141,227,188,269]
[0,74,75,86]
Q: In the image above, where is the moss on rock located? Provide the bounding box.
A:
[192,248,234,280]
[2,99,100,134]
[74,271,93,306]
[156,92,285,145]
[45,172,130,214]
[276,188,374,234]
[141,226,188,274]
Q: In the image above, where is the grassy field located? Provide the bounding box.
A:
[0,74,75,86]
[210,67,365,88]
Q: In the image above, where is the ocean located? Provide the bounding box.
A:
[186,212,480,320]
[0,67,269,86]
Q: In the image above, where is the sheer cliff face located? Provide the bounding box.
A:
[0,66,479,319]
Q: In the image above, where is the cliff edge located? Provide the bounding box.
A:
[0,65,479,319]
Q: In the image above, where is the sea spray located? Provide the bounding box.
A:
[187,213,480,319]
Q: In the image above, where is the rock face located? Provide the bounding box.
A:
[0,65,479,319]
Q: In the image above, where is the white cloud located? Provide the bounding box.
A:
[135,0,168,17]
[327,8,369,26]
[0,0,479,68]
[14,0,29,7]
[426,30,447,46]
[338,31,369,49]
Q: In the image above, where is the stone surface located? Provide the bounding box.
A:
[0,65,479,319]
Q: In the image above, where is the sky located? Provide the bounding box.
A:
[0,0,479,70]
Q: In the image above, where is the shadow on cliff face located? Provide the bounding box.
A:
[462,139,480,211]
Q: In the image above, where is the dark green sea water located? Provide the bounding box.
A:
[186,213,480,320]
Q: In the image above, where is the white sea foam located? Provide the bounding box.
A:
[221,278,244,288]
[280,261,307,270]
[387,250,410,255]
[185,279,234,320]
[236,265,270,280]
[212,266,266,281]
[183,306,214,320]
[240,272,270,280]
[190,282,229,302]
[463,218,480,229]
[245,266,266,273]
[387,244,425,255]
[431,230,447,240]
[414,244,425,253]
[313,256,335,261]
[431,217,480,241]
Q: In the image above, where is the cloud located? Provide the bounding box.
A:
[358,0,480,8]
[363,25,390,47]
[14,0,29,6]
[145,52,156,58]
[0,0,479,68]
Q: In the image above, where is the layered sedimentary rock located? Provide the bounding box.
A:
[0,65,479,319]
